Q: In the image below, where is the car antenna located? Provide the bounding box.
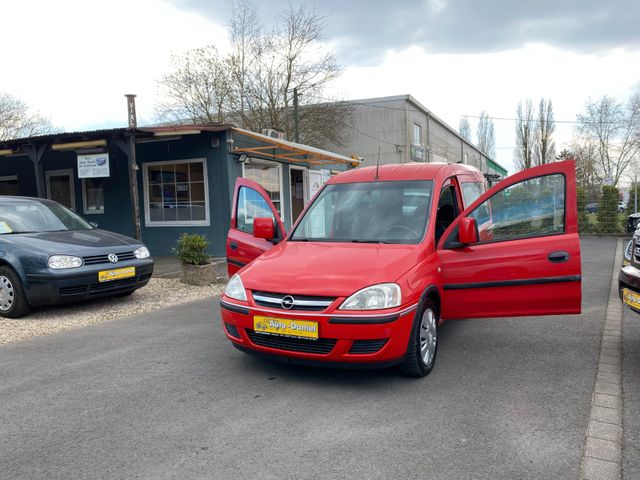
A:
[374,145,380,180]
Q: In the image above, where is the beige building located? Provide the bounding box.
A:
[325,94,507,179]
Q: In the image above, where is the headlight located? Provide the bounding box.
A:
[134,246,150,259]
[339,283,401,310]
[625,240,633,262]
[48,255,83,269]
[224,274,247,301]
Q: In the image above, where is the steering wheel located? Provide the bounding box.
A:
[383,224,420,239]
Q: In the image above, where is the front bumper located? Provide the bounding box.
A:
[619,264,640,313]
[24,259,154,307]
[219,297,418,366]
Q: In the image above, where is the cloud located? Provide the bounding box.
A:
[173,0,640,64]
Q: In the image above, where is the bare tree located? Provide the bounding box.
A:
[155,3,351,147]
[534,98,556,165]
[476,111,495,158]
[0,92,56,140]
[515,99,535,170]
[458,116,471,142]
[577,93,640,187]
[156,46,231,124]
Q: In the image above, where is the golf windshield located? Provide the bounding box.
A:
[291,180,434,244]
[0,201,93,234]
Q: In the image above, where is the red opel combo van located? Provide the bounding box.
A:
[220,160,581,376]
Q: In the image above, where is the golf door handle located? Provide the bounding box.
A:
[230,241,238,250]
[548,250,569,263]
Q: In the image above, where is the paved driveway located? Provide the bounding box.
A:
[0,238,616,479]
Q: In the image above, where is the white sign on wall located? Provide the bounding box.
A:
[77,153,110,178]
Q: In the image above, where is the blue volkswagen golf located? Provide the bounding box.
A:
[0,196,154,318]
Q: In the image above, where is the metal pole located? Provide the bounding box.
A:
[293,87,300,143]
[125,94,142,240]
[635,173,637,213]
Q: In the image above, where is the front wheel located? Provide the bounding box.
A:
[399,299,438,377]
[0,266,31,318]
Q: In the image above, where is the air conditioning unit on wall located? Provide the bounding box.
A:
[262,129,285,140]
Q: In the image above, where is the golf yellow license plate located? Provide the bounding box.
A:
[253,316,318,340]
[98,266,136,283]
[622,288,640,310]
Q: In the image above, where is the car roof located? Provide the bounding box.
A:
[329,162,483,184]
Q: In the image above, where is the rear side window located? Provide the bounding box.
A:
[236,186,275,234]
[469,174,565,242]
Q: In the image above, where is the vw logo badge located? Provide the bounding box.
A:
[281,295,295,310]
[107,253,119,264]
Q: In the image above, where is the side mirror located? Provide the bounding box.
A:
[458,217,478,245]
[253,217,275,240]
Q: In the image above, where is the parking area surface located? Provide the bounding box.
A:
[0,238,618,479]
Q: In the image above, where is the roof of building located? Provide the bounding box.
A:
[0,123,359,167]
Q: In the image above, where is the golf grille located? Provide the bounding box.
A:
[82,252,136,266]
[246,330,336,354]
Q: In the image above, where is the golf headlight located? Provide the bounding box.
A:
[224,274,247,301]
[340,283,401,310]
[134,246,150,259]
[48,255,83,269]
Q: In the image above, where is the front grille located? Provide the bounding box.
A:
[59,285,88,296]
[246,330,336,354]
[349,339,388,354]
[252,291,335,312]
[89,277,137,294]
[82,251,136,266]
[224,322,241,339]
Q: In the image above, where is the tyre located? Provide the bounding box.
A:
[0,266,31,318]
[399,298,438,377]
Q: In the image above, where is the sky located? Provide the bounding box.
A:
[1,0,639,174]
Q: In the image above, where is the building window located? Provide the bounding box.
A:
[82,178,105,214]
[0,176,18,196]
[242,158,283,217]
[143,159,209,226]
[413,124,422,146]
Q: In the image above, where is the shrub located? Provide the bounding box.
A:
[174,233,210,265]
[597,186,620,234]
[576,186,590,233]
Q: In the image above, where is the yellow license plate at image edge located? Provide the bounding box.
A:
[623,288,640,310]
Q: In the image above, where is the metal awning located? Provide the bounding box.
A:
[230,128,360,166]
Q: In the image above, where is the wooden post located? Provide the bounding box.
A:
[24,143,48,198]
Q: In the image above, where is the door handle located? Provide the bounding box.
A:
[548,251,569,263]
[230,241,238,250]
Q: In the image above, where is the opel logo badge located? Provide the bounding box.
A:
[281,295,295,310]
[108,253,119,264]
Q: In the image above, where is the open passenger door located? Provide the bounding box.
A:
[226,178,286,276]
[438,160,581,319]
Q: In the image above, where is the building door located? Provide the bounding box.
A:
[290,167,307,224]
[46,169,75,210]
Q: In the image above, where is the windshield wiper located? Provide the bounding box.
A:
[350,239,393,244]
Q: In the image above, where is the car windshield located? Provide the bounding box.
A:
[290,180,434,244]
[0,201,93,234]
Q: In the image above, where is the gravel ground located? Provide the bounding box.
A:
[0,279,224,346]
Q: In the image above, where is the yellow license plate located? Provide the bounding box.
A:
[98,266,136,283]
[623,288,640,310]
[253,316,318,340]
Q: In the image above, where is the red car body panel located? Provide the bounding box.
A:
[221,160,582,367]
